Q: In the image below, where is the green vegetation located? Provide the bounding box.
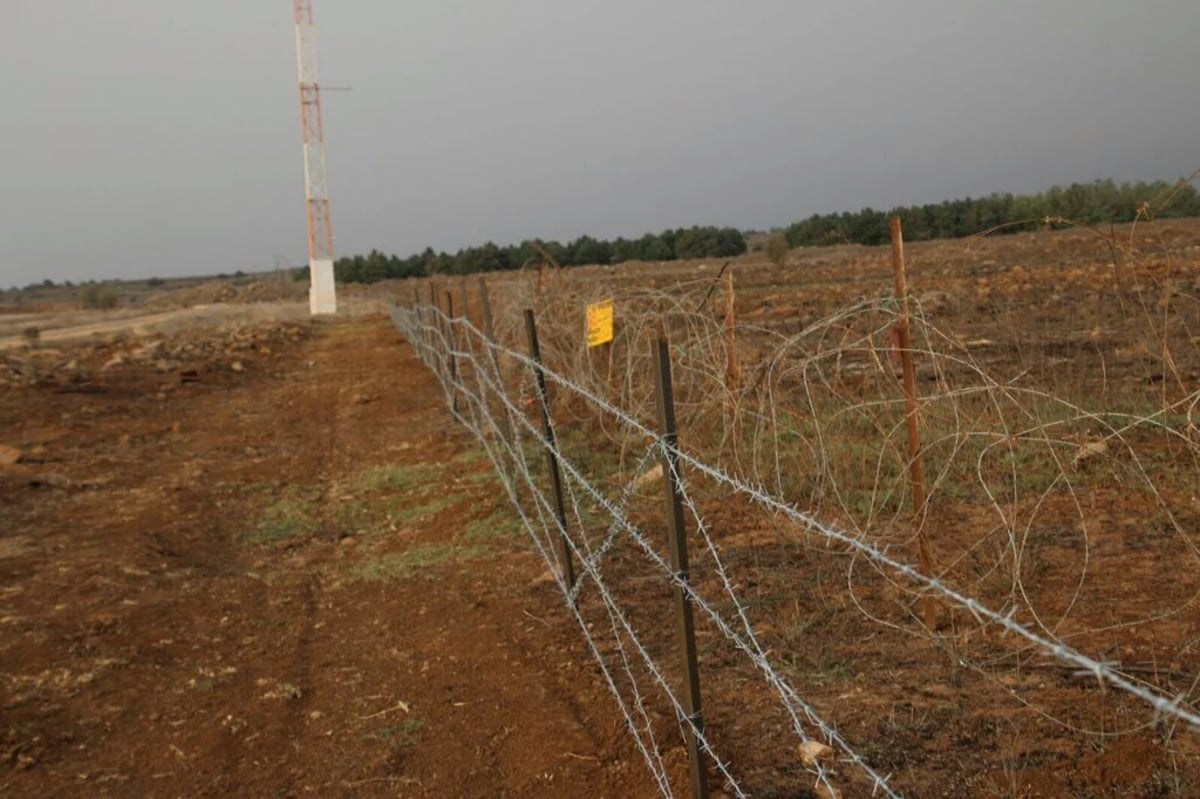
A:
[319,175,1200,286]
[350,544,483,582]
[78,283,118,310]
[784,177,1200,247]
[765,233,789,266]
[319,225,749,284]
[389,496,456,527]
[464,509,523,543]
[356,462,438,494]
[370,718,424,745]
[248,493,319,544]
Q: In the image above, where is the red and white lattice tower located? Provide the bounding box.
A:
[294,0,336,315]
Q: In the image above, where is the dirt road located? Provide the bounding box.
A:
[1,314,660,797]
[0,299,392,351]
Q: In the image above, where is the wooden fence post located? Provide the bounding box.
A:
[889,216,937,630]
[724,270,739,394]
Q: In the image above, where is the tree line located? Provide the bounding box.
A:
[320,226,747,285]
[319,176,1200,284]
[783,178,1200,248]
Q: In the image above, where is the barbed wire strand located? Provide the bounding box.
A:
[407,304,1200,733]
[398,306,895,796]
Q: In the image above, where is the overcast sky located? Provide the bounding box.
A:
[3,1,1198,286]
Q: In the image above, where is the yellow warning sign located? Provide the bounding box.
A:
[586,299,614,348]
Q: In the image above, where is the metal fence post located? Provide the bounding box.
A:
[445,290,459,415]
[426,281,440,354]
[524,309,577,592]
[889,216,937,630]
[409,286,424,354]
[459,274,470,325]
[651,327,709,799]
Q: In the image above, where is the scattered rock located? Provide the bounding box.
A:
[0,445,21,466]
[258,680,303,701]
[30,472,71,489]
[144,280,239,309]
[798,740,835,768]
[635,463,664,489]
[26,348,64,362]
[1072,439,1109,469]
[530,569,557,588]
[4,320,307,390]
[130,344,161,361]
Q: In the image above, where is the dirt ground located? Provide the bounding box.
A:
[391,218,1200,798]
[6,219,1200,798]
[1,315,664,797]
[0,296,392,350]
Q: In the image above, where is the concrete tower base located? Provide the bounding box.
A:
[309,258,337,315]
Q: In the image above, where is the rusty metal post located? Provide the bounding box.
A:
[426,280,439,354]
[889,216,937,629]
[524,309,577,591]
[479,278,514,447]
[459,275,471,325]
[723,270,739,393]
[410,285,424,353]
[444,291,460,415]
[651,327,708,799]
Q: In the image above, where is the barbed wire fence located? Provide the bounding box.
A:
[390,251,1200,797]
[392,302,898,798]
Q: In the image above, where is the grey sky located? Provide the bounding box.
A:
[4,1,1199,286]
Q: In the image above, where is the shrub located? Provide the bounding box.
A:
[765,233,789,266]
[79,284,118,310]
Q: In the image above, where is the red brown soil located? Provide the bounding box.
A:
[7,218,1200,799]
[1,316,661,797]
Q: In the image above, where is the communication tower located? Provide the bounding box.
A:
[293,0,336,315]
